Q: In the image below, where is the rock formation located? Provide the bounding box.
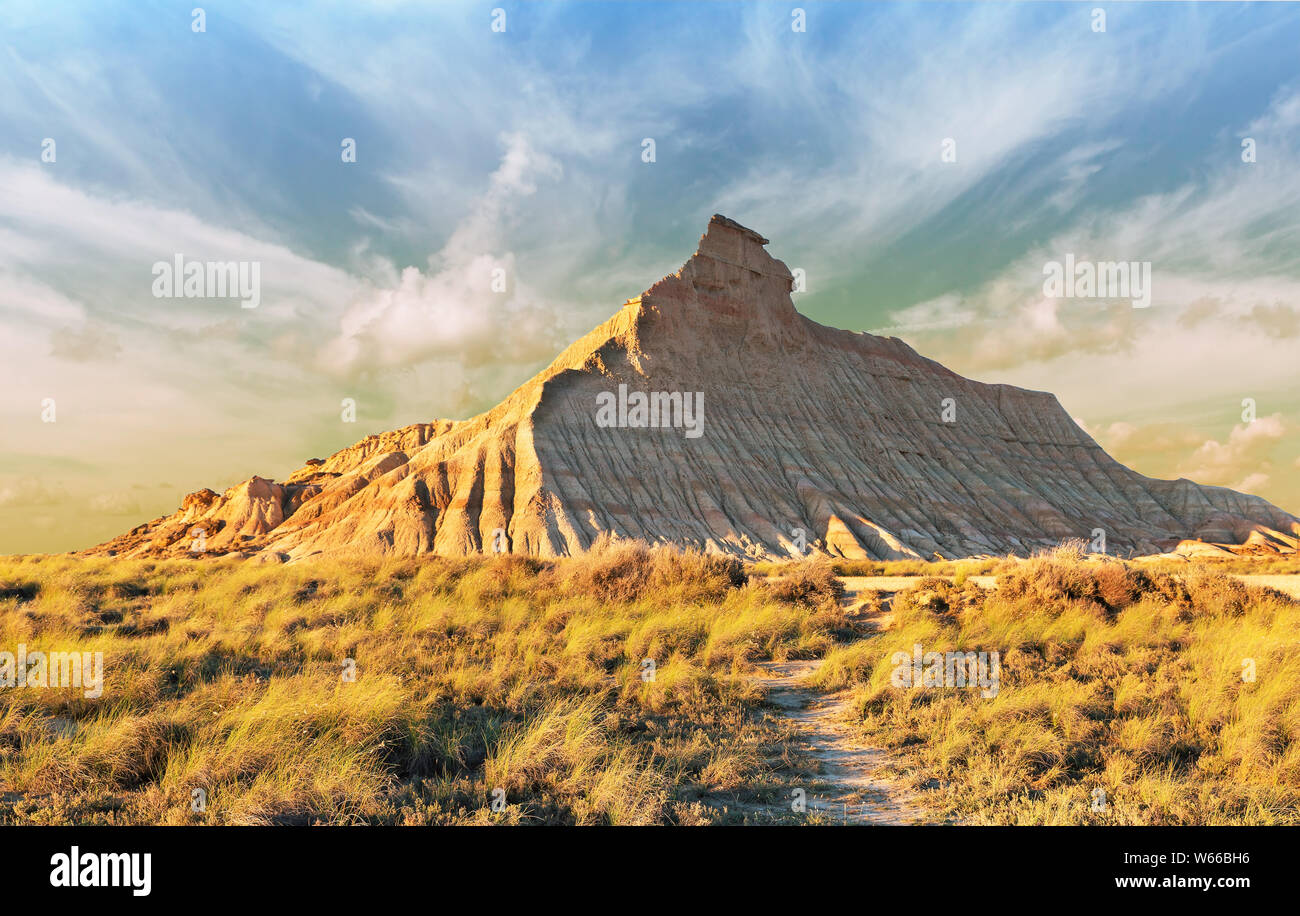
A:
[86,215,1300,562]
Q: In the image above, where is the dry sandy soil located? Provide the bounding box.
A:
[748,577,926,824]
[752,658,922,824]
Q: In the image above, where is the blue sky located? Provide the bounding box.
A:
[2,1,1300,552]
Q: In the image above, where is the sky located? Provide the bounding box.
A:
[1,0,1299,554]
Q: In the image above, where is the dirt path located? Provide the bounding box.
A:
[1235,575,1300,599]
[754,656,922,824]
[747,577,934,823]
[750,569,1300,825]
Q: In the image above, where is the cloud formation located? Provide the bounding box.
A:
[319,135,570,377]
[49,323,123,362]
[0,477,66,508]
[1178,415,1287,493]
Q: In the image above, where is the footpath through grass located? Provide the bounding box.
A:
[817,545,1300,824]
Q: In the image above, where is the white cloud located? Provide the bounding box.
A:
[0,477,66,508]
[319,134,571,376]
[87,491,142,516]
[1178,414,1286,492]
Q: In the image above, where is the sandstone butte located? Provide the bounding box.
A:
[86,215,1300,564]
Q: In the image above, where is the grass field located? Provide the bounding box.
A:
[2,541,1297,825]
[816,547,1300,824]
[0,542,847,825]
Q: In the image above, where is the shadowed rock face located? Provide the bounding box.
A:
[86,215,1300,561]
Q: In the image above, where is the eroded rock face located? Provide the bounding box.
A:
[85,215,1300,561]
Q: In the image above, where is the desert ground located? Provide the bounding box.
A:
[2,541,1298,826]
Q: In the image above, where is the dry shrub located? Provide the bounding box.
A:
[1050,537,1091,562]
[1177,568,1253,618]
[893,576,961,618]
[759,556,844,608]
[555,536,745,603]
[991,548,1283,621]
[1136,566,1292,621]
[997,555,1164,614]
